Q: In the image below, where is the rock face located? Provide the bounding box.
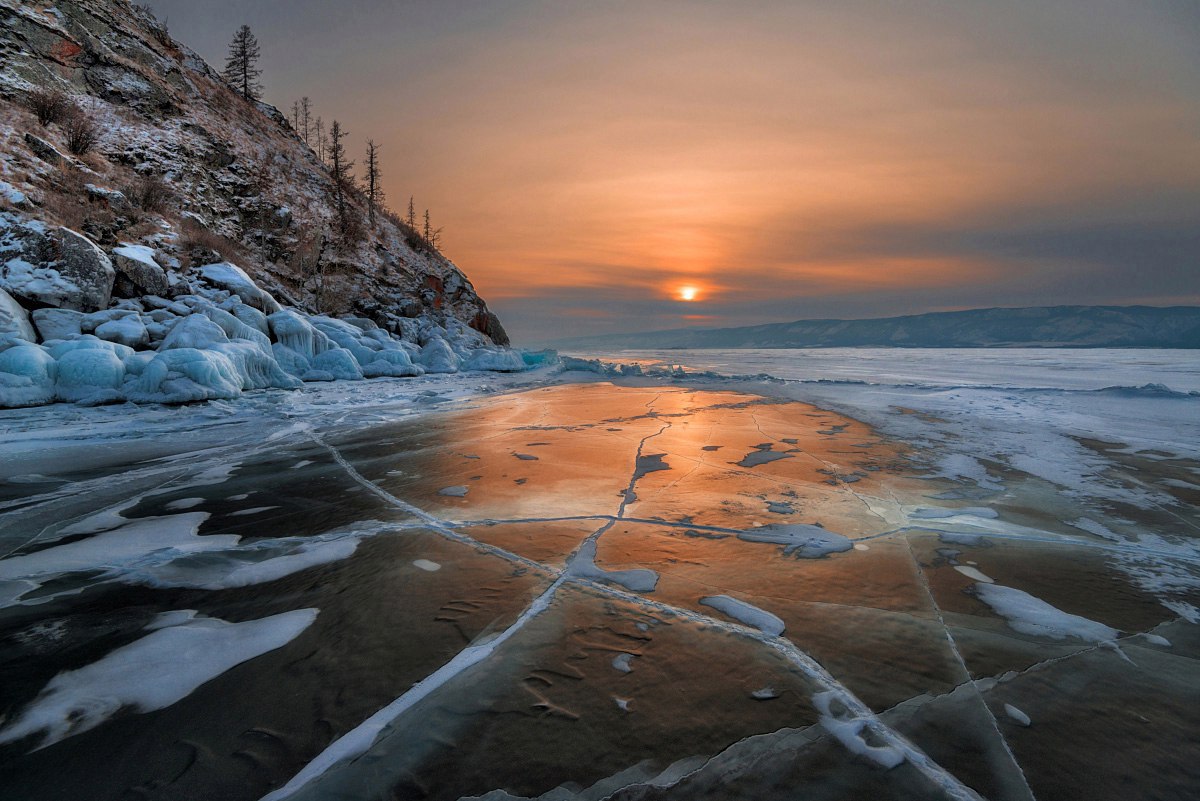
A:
[112,244,169,297]
[0,0,508,342]
[0,220,115,312]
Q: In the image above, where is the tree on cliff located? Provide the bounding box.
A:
[364,139,384,227]
[223,25,262,101]
[328,120,356,238]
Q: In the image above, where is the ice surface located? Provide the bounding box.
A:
[0,609,316,748]
[1,354,1197,801]
[974,583,1120,642]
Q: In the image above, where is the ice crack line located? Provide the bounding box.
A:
[284,423,982,801]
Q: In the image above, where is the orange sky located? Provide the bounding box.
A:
[153,0,1200,343]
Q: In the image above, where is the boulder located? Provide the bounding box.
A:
[112,243,169,296]
[85,184,133,213]
[31,308,83,341]
[23,132,63,166]
[0,221,115,312]
[0,287,36,342]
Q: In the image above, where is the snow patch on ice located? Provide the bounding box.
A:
[0,609,317,749]
[700,595,786,636]
[974,583,1119,642]
[737,523,852,558]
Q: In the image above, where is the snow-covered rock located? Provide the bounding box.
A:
[197,263,282,314]
[31,308,84,342]
[0,287,35,342]
[113,243,169,297]
[0,219,116,312]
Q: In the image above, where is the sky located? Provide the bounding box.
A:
[146,0,1200,344]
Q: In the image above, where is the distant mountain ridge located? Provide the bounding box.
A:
[552,306,1200,350]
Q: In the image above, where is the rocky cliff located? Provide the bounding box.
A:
[0,0,520,407]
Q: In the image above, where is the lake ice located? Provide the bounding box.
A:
[0,348,1197,800]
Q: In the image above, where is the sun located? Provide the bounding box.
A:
[678,286,699,302]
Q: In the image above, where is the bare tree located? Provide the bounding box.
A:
[290,99,300,131]
[328,120,356,235]
[422,208,443,249]
[314,116,325,163]
[300,96,312,145]
[364,139,384,227]
[223,25,262,101]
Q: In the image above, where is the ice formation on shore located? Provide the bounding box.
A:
[0,225,527,408]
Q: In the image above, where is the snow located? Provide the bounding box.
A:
[0,609,317,749]
[953,565,994,583]
[1003,703,1031,726]
[612,653,636,673]
[700,595,786,636]
[439,485,469,497]
[412,559,441,572]
[737,523,853,558]
[912,506,998,520]
[0,512,229,583]
[974,583,1120,642]
[812,690,905,769]
[112,243,158,269]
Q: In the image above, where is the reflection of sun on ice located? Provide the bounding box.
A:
[678,286,699,301]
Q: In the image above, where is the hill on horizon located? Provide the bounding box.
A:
[548,305,1200,350]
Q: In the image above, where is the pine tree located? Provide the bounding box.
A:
[290,99,300,131]
[364,139,384,227]
[223,25,262,101]
[406,196,416,227]
[314,116,325,162]
[423,209,431,240]
[328,120,355,233]
[300,96,312,145]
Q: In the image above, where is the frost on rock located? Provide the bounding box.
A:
[0,287,35,342]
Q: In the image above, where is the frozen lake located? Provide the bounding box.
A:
[0,350,1197,801]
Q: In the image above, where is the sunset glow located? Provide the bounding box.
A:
[678,286,699,302]
[152,0,1200,343]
